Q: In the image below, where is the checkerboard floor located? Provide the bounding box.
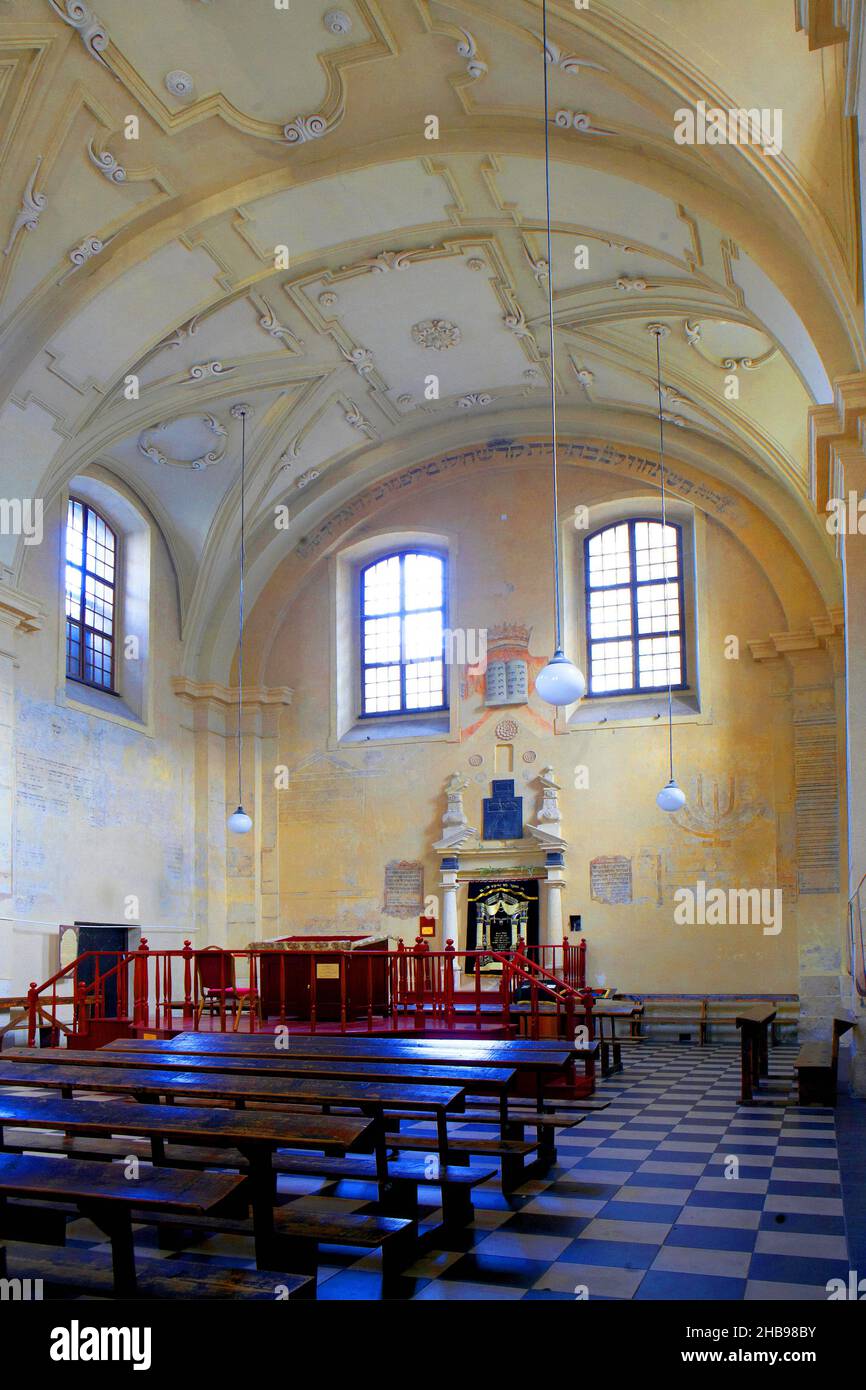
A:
[7,1042,861,1300]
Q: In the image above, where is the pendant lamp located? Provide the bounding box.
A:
[534,0,586,708]
[228,402,253,834]
[649,330,686,814]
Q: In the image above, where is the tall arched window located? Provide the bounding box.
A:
[65,497,117,691]
[585,519,685,696]
[360,550,446,715]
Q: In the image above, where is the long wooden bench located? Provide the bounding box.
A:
[0,1127,493,1228]
[0,1151,244,1294]
[795,1013,857,1106]
[0,1239,313,1300]
[0,1093,416,1272]
[621,994,798,1046]
[0,1060,464,1166]
[9,1045,514,1099]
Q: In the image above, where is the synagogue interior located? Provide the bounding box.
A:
[1,0,866,1332]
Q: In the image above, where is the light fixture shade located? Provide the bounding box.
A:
[535,649,586,706]
[656,778,686,813]
[227,805,253,834]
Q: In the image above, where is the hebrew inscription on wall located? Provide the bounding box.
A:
[590,855,633,905]
[382,860,424,918]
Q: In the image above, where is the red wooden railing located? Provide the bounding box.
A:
[24,934,589,1043]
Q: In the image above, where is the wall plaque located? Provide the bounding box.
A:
[382,860,424,918]
[590,855,633,905]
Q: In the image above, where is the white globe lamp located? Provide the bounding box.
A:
[535,649,586,707]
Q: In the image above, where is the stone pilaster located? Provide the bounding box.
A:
[0,584,44,993]
[171,679,292,951]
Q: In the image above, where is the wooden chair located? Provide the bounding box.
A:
[194,948,261,1031]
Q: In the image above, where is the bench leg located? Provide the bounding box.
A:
[440,1184,473,1228]
[81,1202,137,1296]
[378,1177,418,1220]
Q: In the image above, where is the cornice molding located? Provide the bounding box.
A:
[0,581,45,634]
[747,606,845,661]
[171,677,292,708]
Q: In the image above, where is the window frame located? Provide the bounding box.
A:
[65,496,119,695]
[358,547,448,719]
[583,517,687,699]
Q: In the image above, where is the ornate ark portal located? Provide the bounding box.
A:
[465,879,539,973]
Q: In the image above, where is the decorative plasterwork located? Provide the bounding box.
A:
[283,114,332,145]
[340,344,375,378]
[2,157,46,257]
[554,109,613,137]
[617,276,653,292]
[165,70,196,101]
[324,11,352,34]
[138,413,228,470]
[503,306,534,341]
[343,249,414,274]
[344,399,376,438]
[684,319,777,371]
[411,318,462,350]
[542,37,607,75]
[186,360,237,381]
[68,234,108,267]
[523,247,549,284]
[257,300,303,351]
[296,468,321,489]
[87,139,126,183]
[458,392,492,408]
[456,29,487,79]
[48,1,109,67]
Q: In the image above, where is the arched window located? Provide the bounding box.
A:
[65,497,117,692]
[585,519,685,696]
[360,550,446,715]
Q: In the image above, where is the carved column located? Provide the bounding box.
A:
[0,584,44,993]
[544,850,566,945]
[440,855,460,971]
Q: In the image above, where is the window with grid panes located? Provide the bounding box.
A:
[360,551,446,715]
[584,519,686,696]
[65,498,117,692]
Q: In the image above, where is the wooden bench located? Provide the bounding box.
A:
[0,1126,494,1227]
[0,1060,464,1167]
[0,1151,244,1294]
[735,1004,776,1104]
[795,1013,857,1106]
[103,1034,580,1106]
[0,1093,410,1272]
[0,1239,312,1300]
[9,1045,513,1098]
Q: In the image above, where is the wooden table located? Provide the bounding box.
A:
[735,1005,776,1103]
[0,1151,242,1294]
[8,1046,513,1100]
[104,1034,575,1106]
[0,1093,372,1268]
[0,1062,464,1168]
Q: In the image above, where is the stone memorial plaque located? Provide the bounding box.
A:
[383,860,424,918]
[590,855,633,905]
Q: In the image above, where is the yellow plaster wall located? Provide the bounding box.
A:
[4,494,196,994]
[260,456,845,999]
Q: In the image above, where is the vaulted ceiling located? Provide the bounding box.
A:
[0,0,860,679]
